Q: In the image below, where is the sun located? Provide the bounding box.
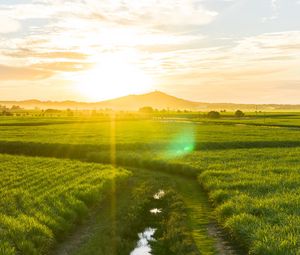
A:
[73,53,154,101]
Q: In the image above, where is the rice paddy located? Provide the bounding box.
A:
[1,113,300,254]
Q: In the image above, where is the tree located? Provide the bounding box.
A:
[11,105,22,111]
[139,106,154,113]
[67,109,74,116]
[235,110,245,118]
[1,110,13,116]
[207,111,221,119]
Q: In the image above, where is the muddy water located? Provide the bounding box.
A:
[153,190,165,200]
[149,208,162,214]
[130,228,156,255]
[130,190,165,255]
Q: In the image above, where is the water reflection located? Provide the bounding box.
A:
[130,190,165,255]
[153,190,165,200]
[130,228,156,255]
[150,208,162,214]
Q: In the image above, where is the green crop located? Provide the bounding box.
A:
[0,154,130,255]
[2,113,300,254]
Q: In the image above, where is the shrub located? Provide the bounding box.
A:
[235,110,245,118]
[139,106,154,113]
[207,111,221,119]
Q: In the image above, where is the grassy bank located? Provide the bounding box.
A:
[179,148,300,254]
[54,167,222,255]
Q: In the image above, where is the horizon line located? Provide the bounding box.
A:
[0,90,300,106]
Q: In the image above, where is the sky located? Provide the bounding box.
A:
[0,0,299,103]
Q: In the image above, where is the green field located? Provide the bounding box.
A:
[1,113,300,254]
[0,154,129,255]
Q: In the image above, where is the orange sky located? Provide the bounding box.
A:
[0,0,300,103]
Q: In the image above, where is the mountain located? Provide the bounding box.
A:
[1,91,300,111]
[94,91,199,110]
[0,91,200,110]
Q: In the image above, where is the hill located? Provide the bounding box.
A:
[0,91,199,110]
[95,91,199,110]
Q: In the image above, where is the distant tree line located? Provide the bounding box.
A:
[139,106,196,114]
[206,110,245,119]
[0,105,23,116]
[0,104,246,119]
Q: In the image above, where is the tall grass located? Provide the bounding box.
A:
[2,116,300,254]
[0,154,130,255]
[185,147,300,254]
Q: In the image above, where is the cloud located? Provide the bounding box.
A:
[0,1,299,103]
[4,49,89,60]
[0,2,75,20]
[0,1,218,29]
[83,0,218,28]
[0,60,93,81]
[271,0,278,10]
[0,16,20,34]
[262,0,279,22]
[0,0,213,76]
[31,62,92,72]
[0,65,53,80]
[144,31,300,87]
[233,31,300,58]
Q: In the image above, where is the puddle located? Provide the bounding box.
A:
[153,190,165,200]
[130,190,165,255]
[150,208,162,215]
[130,228,156,255]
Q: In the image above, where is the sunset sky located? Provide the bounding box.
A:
[0,0,299,103]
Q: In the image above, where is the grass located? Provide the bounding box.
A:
[0,154,129,255]
[188,148,300,254]
[197,112,300,128]
[1,118,300,146]
[2,113,300,254]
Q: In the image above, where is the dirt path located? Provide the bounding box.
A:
[169,174,238,255]
[52,167,239,255]
[50,196,113,255]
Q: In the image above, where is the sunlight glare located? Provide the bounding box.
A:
[74,53,154,101]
